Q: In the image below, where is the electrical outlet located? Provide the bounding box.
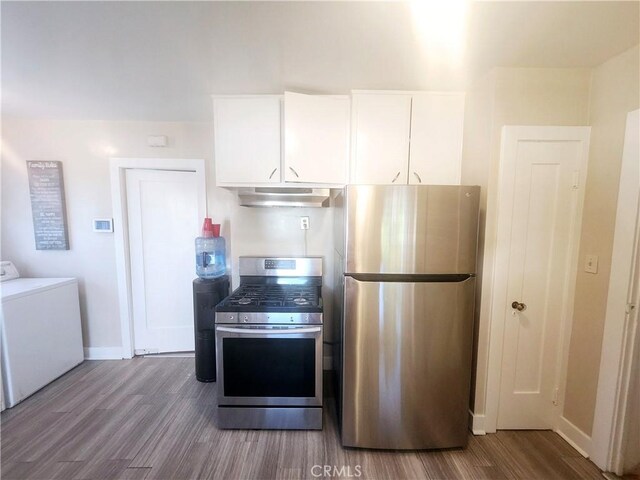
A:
[300,216,310,230]
[585,254,598,274]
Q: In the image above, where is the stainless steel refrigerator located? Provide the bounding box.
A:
[333,184,480,450]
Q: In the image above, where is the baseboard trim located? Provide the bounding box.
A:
[469,410,487,435]
[323,355,333,371]
[85,349,332,366]
[555,415,592,458]
[83,347,124,360]
[143,352,195,358]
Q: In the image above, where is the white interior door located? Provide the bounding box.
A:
[591,110,640,474]
[126,169,200,354]
[622,249,640,474]
[496,127,590,429]
[615,111,640,476]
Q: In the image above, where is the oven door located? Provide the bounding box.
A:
[216,324,322,407]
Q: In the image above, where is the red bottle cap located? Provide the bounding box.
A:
[212,224,221,238]
[202,218,215,238]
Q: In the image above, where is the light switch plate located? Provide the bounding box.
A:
[585,254,598,274]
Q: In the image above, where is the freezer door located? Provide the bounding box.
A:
[345,185,479,274]
[341,275,475,449]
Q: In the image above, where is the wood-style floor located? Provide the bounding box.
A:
[1,358,603,480]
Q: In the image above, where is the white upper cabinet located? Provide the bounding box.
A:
[351,94,412,185]
[350,91,465,185]
[213,96,282,185]
[284,92,350,184]
[409,93,465,185]
[214,91,465,187]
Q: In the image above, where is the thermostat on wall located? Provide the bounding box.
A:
[93,218,114,233]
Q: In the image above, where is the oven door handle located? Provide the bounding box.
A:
[216,326,321,334]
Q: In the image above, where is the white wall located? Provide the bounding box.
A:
[460,71,496,411]
[1,117,335,357]
[564,44,640,436]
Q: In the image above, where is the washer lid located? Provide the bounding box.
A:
[1,278,76,301]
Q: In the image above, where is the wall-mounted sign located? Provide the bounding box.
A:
[26,161,70,250]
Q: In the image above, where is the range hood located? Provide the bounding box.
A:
[237,187,331,208]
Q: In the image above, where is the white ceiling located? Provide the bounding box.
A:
[1,1,638,121]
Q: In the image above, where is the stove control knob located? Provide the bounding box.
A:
[243,316,248,323]
[228,315,234,321]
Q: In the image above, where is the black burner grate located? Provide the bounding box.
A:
[226,285,320,308]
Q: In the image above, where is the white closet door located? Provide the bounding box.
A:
[495,127,590,429]
[126,168,200,354]
[409,93,464,185]
[351,93,411,185]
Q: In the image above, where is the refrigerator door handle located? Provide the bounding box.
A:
[346,273,473,283]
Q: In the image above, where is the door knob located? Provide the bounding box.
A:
[511,301,526,311]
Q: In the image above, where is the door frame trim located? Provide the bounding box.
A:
[483,126,591,433]
[591,109,640,473]
[110,157,207,359]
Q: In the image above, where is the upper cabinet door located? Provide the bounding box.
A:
[351,94,412,185]
[213,97,281,185]
[409,93,465,185]
[284,92,350,184]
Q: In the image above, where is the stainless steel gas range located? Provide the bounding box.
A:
[215,256,323,430]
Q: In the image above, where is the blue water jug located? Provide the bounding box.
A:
[195,218,226,279]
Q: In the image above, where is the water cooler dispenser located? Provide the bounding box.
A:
[193,276,229,382]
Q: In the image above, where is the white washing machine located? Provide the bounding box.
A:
[1,261,84,409]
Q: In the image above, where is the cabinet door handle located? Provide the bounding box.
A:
[289,167,300,178]
[413,172,422,183]
[391,171,401,183]
[268,168,278,180]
